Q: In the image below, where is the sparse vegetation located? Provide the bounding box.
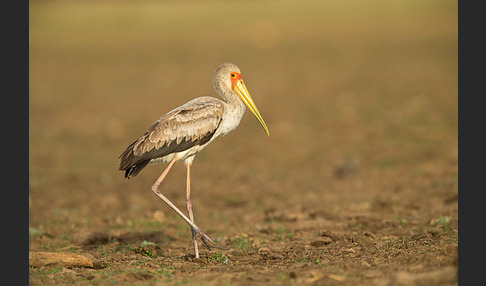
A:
[29,0,457,285]
[207,252,229,264]
[231,237,255,252]
[432,216,454,234]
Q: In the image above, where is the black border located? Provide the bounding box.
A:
[458,0,480,285]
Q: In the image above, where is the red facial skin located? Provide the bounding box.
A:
[230,72,242,91]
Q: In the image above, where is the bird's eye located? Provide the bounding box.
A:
[231,73,236,78]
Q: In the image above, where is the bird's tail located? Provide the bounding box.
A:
[118,139,150,179]
[123,160,150,179]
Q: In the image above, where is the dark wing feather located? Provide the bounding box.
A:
[118,97,224,178]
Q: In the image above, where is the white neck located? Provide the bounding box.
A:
[215,91,247,137]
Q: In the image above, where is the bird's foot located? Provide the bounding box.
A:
[192,230,228,251]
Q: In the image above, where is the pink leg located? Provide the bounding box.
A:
[150,158,225,252]
[186,163,200,258]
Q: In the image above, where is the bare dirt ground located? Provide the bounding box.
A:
[29,1,458,285]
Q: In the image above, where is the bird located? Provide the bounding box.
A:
[118,62,269,258]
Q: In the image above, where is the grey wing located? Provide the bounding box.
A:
[119,97,224,178]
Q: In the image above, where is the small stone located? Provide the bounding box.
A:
[310,237,332,247]
[258,246,271,255]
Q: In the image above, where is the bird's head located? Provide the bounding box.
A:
[213,62,270,136]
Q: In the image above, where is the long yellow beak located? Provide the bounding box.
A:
[233,79,270,136]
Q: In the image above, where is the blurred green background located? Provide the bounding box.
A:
[29,0,457,226]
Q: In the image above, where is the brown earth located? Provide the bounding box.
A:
[29,1,458,285]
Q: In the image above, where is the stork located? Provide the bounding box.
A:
[118,62,269,258]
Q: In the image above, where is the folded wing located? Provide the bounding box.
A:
[119,96,224,178]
